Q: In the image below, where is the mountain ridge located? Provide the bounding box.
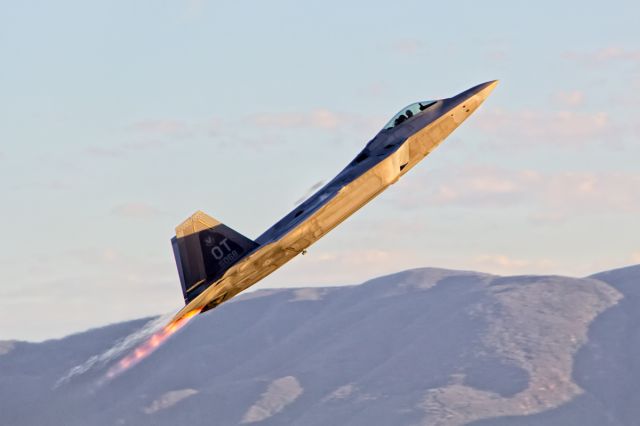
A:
[1,265,638,425]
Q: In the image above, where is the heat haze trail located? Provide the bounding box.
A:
[102,308,202,381]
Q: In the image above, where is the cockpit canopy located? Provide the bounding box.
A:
[383,100,437,129]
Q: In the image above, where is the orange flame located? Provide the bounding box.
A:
[104,308,201,380]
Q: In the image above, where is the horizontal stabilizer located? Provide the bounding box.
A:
[171,211,258,304]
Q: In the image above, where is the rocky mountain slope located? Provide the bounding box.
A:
[1,265,638,426]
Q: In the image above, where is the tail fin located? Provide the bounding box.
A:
[171,211,258,304]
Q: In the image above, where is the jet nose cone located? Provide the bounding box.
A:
[441,80,498,126]
[448,80,499,105]
[475,80,499,101]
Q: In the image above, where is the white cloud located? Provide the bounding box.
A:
[251,109,342,130]
[98,109,383,156]
[395,166,533,208]
[111,202,160,219]
[86,139,169,159]
[88,119,194,159]
[129,119,193,139]
[183,0,205,19]
[248,109,382,142]
[471,254,555,275]
[631,252,640,264]
[486,49,509,61]
[564,46,640,65]
[474,108,614,146]
[552,90,586,107]
[0,244,182,341]
[391,39,426,55]
[393,167,640,220]
[357,81,387,98]
[539,171,640,215]
[86,146,124,158]
[259,248,424,287]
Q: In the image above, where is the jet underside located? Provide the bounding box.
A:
[170,81,498,322]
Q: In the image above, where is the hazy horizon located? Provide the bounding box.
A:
[2,0,639,340]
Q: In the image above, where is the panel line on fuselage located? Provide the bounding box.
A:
[253,99,455,247]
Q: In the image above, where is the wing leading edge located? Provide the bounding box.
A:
[170,81,498,314]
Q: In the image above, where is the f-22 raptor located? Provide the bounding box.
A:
[171,81,498,322]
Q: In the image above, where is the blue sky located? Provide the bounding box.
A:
[1,0,639,340]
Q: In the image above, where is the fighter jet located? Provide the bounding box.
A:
[171,81,498,322]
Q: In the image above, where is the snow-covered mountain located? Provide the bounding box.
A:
[1,265,638,426]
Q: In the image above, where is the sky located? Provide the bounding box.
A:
[1,0,639,340]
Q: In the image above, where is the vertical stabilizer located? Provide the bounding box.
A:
[171,211,258,304]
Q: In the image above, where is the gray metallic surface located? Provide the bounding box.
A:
[255,81,495,246]
[170,81,497,314]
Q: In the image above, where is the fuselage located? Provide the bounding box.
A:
[172,80,498,321]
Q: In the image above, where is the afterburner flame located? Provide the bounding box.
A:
[104,308,201,380]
